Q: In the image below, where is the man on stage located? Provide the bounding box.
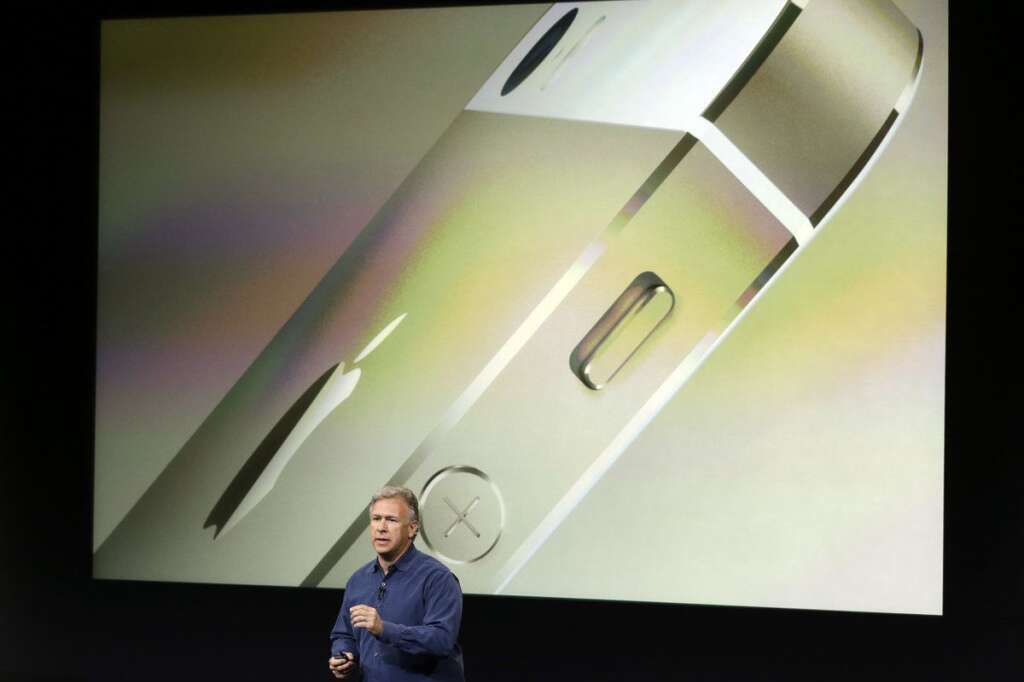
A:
[329,486,465,681]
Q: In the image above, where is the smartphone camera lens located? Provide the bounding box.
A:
[501,7,578,96]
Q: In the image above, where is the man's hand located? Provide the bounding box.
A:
[349,604,384,637]
[328,652,355,679]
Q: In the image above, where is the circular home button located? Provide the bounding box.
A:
[419,466,504,564]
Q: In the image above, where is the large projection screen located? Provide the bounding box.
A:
[94,0,947,615]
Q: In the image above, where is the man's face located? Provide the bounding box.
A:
[369,497,418,562]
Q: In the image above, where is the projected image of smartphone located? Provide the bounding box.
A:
[95,0,926,605]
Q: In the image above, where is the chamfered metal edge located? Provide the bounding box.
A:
[702,1,803,123]
[809,28,924,226]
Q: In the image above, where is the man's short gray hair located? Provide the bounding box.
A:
[369,485,420,524]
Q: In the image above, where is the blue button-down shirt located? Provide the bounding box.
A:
[330,544,465,681]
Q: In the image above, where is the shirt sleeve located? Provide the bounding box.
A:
[329,590,358,658]
[378,570,462,657]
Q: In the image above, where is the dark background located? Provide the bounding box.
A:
[4,2,1019,680]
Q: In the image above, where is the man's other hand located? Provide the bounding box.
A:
[349,604,384,636]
